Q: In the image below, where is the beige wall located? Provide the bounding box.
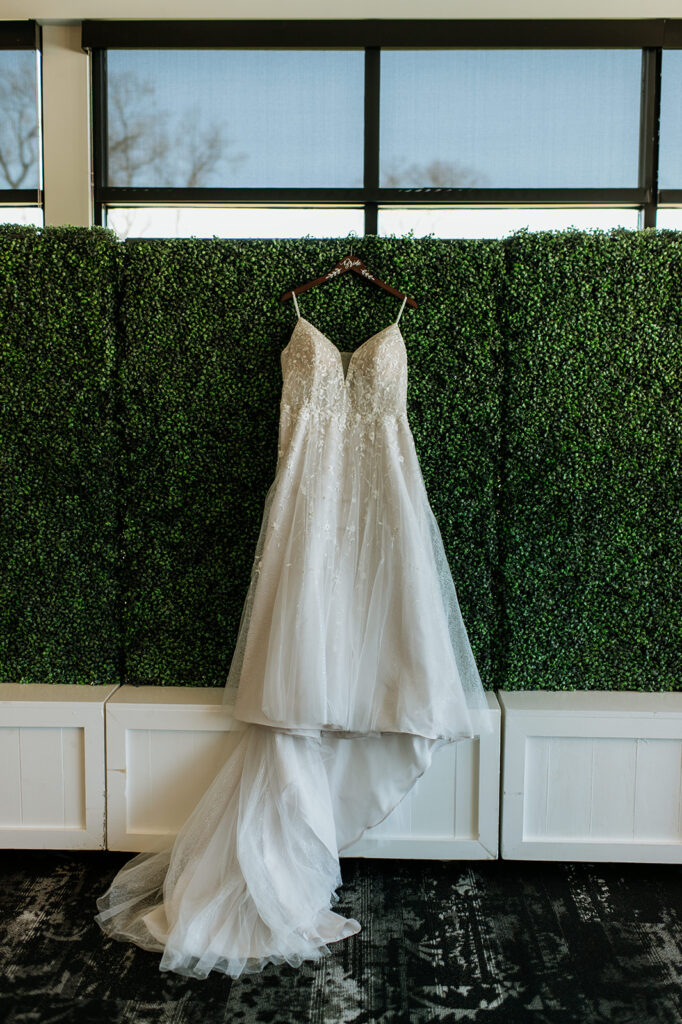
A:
[41,24,92,228]
[2,1,682,20]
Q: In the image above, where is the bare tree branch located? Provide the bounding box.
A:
[382,157,488,188]
[0,58,39,189]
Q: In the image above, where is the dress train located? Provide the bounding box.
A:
[94,720,458,979]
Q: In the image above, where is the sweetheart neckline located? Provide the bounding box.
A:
[286,316,405,385]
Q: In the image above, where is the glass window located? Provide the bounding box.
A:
[106,49,365,189]
[380,49,641,189]
[105,205,364,239]
[658,51,682,190]
[0,207,43,226]
[379,206,641,239]
[656,209,682,229]
[0,49,41,192]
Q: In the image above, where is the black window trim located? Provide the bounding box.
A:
[81,19,682,49]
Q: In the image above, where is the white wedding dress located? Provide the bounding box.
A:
[94,292,494,979]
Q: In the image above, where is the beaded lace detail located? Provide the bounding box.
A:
[280,317,407,432]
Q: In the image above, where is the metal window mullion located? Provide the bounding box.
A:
[96,187,647,205]
[91,49,108,227]
[35,28,44,200]
[638,46,662,228]
[0,190,42,205]
[364,46,380,236]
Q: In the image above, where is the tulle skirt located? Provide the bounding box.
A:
[94,719,468,979]
[95,403,494,979]
[223,409,493,741]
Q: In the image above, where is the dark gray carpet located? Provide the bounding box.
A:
[0,849,680,1023]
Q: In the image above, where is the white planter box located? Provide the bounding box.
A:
[0,682,117,850]
[104,686,501,859]
[104,685,242,852]
[499,690,682,863]
[343,693,501,860]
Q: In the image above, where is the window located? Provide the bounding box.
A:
[105,206,364,240]
[106,49,365,189]
[378,207,640,239]
[82,20,682,238]
[657,49,682,226]
[658,50,682,190]
[0,21,43,226]
[379,49,641,189]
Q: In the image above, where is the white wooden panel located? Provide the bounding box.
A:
[634,738,682,841]
[0,683,117,849]
[411,739,458,836]
[105,687,246,850]
[591,738,637,840]
[500,690,682,863]
[124,726,237,835]
[3,726,85,828]
[0,728,21,825]
[454,737,479,839]
[359,741,460,840]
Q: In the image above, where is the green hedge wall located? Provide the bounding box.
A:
[0,224,679,694]
[503,229,682,691]
[0,225,122,686]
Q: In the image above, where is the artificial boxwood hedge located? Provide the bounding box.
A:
[1,225,122,687]
[0,224,679,693]
[503,229,682,691]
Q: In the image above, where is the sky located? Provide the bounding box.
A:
[103,46,681,190]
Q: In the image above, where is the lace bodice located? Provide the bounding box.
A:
[278,317,408,466]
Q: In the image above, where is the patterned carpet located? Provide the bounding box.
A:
[0,849,680,1024]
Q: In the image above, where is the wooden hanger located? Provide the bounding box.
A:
[281,244,418,309]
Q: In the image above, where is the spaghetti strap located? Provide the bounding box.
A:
[396,294,408,323]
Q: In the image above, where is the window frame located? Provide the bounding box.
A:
[81,19,682,234]
[0,20,43,211]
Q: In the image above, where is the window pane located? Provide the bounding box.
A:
[106,49,364,189]
[105,206,364,239]
[0,207,43,226]
[380,50,641,188]
[656,209,682,229]
[0,50,41,191]
[379,206,640,239]
[659,51,682,189]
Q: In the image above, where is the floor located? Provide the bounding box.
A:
[0,850,680,1024]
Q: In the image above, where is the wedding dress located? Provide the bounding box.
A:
[94,292,494,979]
